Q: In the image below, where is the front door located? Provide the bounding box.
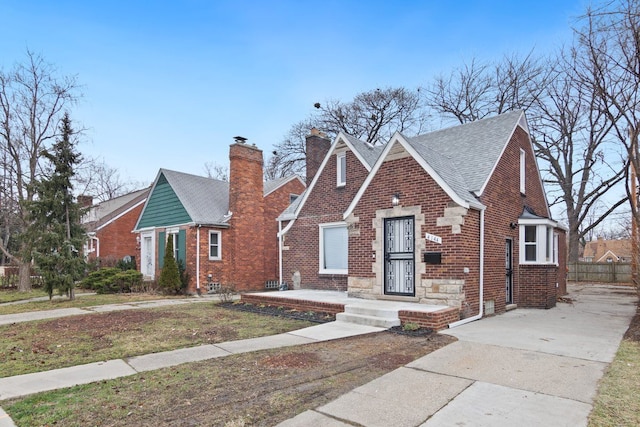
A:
[384,216,415,296]
[506,239,513,304]
[141,232,155,280]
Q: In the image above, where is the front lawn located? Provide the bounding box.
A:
[1,302,313,377]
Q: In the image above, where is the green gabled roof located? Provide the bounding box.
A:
[136,173,192,229]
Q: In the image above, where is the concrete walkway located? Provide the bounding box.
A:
[278,284,638,426]
[0,284,636,426]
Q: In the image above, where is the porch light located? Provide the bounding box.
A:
[392,193,401,206]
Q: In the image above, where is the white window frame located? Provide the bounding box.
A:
[167,227,180,260]
[319,222,348,275]
[520,149,526,194]
[209,230,221,261]
[519,219,558,265]
[336,152,346,187]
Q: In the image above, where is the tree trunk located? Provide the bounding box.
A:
[17,262,32,292]
[567,217,582,263]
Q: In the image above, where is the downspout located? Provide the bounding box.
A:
[449,207,485,328]
[196,225,201,294]
[278,220,283,287]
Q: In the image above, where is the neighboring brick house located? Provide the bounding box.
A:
[278,111,567,324]
[133,140,305,294]
[582,237,632,263]
[82,188,150,264]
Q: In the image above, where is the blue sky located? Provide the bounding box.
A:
[1,0,588,188]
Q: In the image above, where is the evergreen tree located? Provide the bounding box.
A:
[158,237,181,294]
[25,113,86,300]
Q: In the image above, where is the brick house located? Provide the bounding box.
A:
[133,140,305,294]
[582,237,632,263]
[82,188,150,264]
[278,111,567,324]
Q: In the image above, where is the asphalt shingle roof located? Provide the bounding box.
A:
[409,110,523,197]
[342,133,385,168]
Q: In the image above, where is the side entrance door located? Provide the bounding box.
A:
[506,238,513,304]
[384,216,415,296]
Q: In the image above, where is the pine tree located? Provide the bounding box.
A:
[158,237,181,294]
[25,113,86,300]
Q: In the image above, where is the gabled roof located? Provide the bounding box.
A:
[583,238,632,262]
[160,169,230,226]
[135,168,300,230]
[345,110,531,218]
[277,132,384,221]
[83,188,150,231]
[408,109,526,195]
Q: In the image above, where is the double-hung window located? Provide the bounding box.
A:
[209,231,221,260]
[519,219,559,265]
[319,222,348,274]
[336,152,346,187]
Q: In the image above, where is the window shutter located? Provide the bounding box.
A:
[158,231,166,268]
[178,229,187,265]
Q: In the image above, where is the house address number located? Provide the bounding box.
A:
[425,232,442,244]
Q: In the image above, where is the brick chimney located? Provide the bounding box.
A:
[228,137,265,290]
[305,128,331,186]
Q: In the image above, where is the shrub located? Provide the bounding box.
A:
[215,283,236,302]
[158,238,182,294]
[79,268,142,294]
[402,322,421,332]
[116,257,136,271]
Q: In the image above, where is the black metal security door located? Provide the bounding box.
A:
[384,216,415,296]
[506,239,513,304]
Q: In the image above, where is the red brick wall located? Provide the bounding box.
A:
[228,142,265,291]
[351,154,481,314]
[93,203,144,263]
[264,178,305,281]
[518,264,557,308]
[282,147,370,290]
[478,126,558,313]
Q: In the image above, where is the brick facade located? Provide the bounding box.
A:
[88,203,144,264]
[281,143,370,290]
[281,112,566,323]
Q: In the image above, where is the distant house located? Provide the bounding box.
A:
[582,237,632,263]
[133,140,305,294]
[279,110,567,323]
[81,188,150,264]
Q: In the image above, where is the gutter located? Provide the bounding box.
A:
[449,207,485,328]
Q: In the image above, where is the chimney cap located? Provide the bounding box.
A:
[234,136,248,143]
[309,128,328,138]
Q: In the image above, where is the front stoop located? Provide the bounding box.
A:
[336,305,401,328]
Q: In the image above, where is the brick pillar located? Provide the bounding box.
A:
[229,140,265,290]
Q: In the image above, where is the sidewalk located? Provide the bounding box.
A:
[278,284,637,426]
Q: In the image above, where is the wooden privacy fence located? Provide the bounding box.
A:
[568,262,632,283]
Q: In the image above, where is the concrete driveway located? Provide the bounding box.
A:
[279,284,637,427]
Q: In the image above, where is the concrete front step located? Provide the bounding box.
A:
[336,312,401,328]
[336,304,401,328]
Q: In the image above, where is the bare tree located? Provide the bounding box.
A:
[267,87,428,179]
[575,0,640,283]
[74,157,141,202]
[0,50,80,290]
[530,47,627,262]
[424,52,551,124]
[203,162,228,181]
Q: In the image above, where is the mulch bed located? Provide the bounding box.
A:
[219,302,336,323]
[220,301,435,336]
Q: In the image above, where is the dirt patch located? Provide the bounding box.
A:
[12,331,455,426]
[220,301,336,323]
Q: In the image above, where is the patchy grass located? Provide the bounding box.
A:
[3,332,455,426]
[589,305,640,427]
[589,340,640,426]
[0,289,49,304]
[0,292,183,315]
[0,302,313,377]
